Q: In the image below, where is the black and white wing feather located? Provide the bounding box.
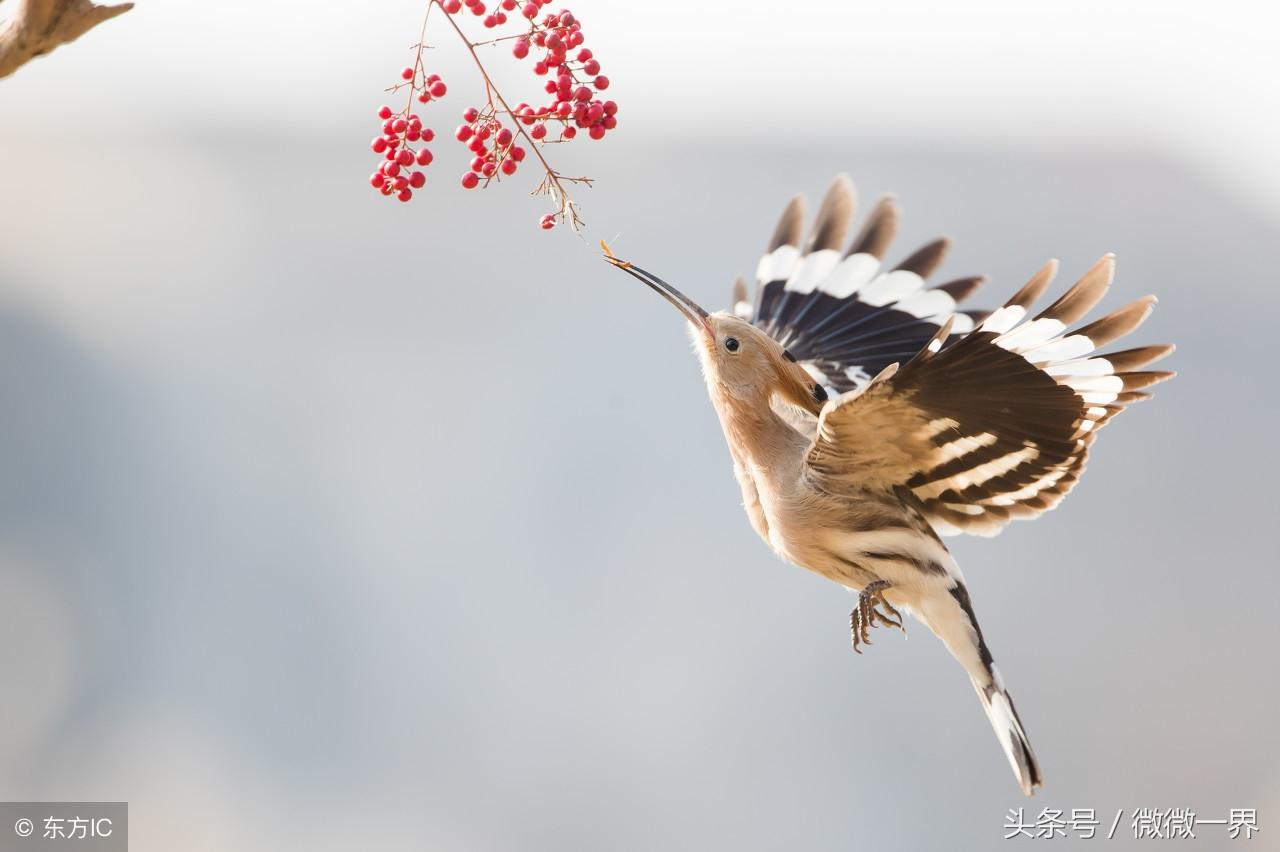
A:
[738,175,986,393]
[803,254,1173,537]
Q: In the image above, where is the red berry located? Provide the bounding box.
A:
[593,75,609,90]
[533,61,548,75]
[397,149,414,165]
[583,59,600,75]
[510,145,526,161]
[562,126,576,139]
[603,100,618,115]
[588,123,605,140]
[397,188,413,202]
[429,80,447,97]
[401,67,415,80]
[602,114,617,129]
[513,39,530,59]
[384,161,401,177]
[496,127,514,146]
[378,105,393,119]
[422,128,435,141]
[539,214,556,230]
[502,0,517,8]
[409,171,427,188]
[530,123,547,139]
[483,13,497,26]
[443,0,461,10]
[586,103,604,123]
[481,162,497,177]
[395,176,410,190]
[471,155,487,172]
[494,11,507,23]
[462,107,480,123]
[576,48,592,61]
[416,148,433,165]
[573,86,591,102]
[470,1,485,14]
[500,158,517,175]
[417,93,429,103]
[370,172,386,187]
[461,172,480,189]
[455,124,473,141]
[392,118,408,132]
[522,2,538,17]
[371,137,388,153]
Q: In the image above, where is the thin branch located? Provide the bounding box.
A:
[0,0,133,79]
[431,1,587,228]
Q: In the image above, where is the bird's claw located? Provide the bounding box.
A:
[850,580,906,654]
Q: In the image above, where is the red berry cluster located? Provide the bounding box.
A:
[509,8,617,143]
[455,106,527,189]
[369,69,446,202]
[369,0,617,228]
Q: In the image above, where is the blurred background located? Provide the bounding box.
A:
[1,1,1277,849]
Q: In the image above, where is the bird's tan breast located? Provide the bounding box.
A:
[737,458,952,595]
[735,460,869,585]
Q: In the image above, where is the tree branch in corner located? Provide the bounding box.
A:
[0,0,133,79]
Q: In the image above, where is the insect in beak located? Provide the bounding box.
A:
[602,241,715,342]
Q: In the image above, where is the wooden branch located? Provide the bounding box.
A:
[0,0,133,79]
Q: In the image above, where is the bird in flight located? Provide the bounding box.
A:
[602,175,1173,796]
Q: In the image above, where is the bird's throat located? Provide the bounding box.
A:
[708,385,809,472]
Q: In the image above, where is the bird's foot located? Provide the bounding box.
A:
[850,580,906,654]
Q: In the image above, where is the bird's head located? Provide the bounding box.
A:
[604,247,828,416]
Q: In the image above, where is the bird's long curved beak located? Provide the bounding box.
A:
[602,245,714,341]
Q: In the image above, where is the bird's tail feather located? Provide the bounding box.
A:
[919,581,1043,795]
[972,668,1042,797]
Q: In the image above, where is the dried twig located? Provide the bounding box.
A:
[0,0,133,78]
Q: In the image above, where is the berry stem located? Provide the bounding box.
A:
[407,1,435,114]
[467,32,531,47]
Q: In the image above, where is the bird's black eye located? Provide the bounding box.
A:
[724,337,740,353]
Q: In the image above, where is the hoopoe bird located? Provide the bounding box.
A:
[603,175,1173,796]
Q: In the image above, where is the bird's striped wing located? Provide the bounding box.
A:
[805,255,1173,536]
[736,175,986,394]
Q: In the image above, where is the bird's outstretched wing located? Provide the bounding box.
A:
[735,175,986,394]
[804,255,1173,536]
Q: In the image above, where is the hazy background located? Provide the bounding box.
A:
[2,1,1277,849]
